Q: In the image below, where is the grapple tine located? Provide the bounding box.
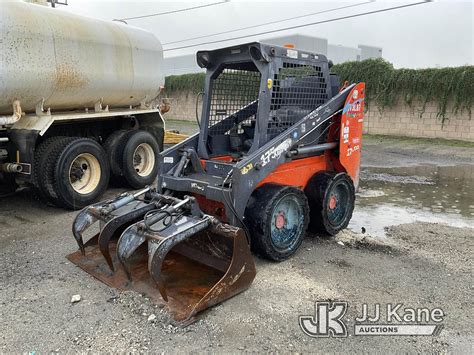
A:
[116,223,146,281]
[147,241,168,301]
[72,206,100,255]
[97,219,117,272]
[98,203,155,272]
[147,216,212,302]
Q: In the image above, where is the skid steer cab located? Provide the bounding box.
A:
[69,42,365,325]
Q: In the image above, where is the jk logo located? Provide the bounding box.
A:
[299,301,348,338]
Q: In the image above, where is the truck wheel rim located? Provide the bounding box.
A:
[270,194,304,251]
[326,182,350,227]
[69,153,101,195]
[133,143,155,177]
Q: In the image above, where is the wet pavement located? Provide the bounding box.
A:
[350,164,474,237]
[165,119,474,239]
[165,119,474,238]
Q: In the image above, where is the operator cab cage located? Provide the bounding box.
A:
[196,42,339,159]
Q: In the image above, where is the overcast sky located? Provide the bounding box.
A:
[61,0,473,68]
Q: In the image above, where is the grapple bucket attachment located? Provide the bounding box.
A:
[68,203,256,325]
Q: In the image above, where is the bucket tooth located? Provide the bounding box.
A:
[116,223,147,280]
[98,203,155,272]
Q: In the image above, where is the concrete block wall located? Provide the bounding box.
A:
[164,92,203,122]
[364,99,473,141]
[164,92,473,142]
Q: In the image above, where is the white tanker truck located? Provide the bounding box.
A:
[0,0,168,209]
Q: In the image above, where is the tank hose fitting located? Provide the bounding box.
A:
[0,163,23,173]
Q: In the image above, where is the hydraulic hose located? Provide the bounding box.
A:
[195,92,204,129]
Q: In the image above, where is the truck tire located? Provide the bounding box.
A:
[118,130,160,189]
[53,137,110,210]
[245,184,309,261]
[33,137,56,203]
[305,172,355,235]
[33,136,70,204]
[103,129,129,184]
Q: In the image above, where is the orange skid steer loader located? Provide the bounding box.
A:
[68,42,365,325]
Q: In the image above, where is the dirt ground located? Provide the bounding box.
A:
[1,130,473,353]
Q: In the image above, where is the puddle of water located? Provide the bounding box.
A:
[350,164,474,238]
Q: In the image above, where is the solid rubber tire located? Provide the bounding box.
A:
[245,184,309,261]
[305,172,355,235]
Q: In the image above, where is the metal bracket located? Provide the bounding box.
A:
[159,98,171,114]
[35,99,51,117]
[140,96,150,110]
[94,98,109,113]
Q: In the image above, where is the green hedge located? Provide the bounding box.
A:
[165,59,473,120]
[165,73,205,94]
[331,59,473,120]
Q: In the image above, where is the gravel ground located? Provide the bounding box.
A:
[0,133,473,353]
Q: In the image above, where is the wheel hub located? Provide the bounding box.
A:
[326,181,351,227]
[275,212,286,229]
[133,143,155,177]
[68,153,101,195]
[70,165,85,181]
[270,194,304,251]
